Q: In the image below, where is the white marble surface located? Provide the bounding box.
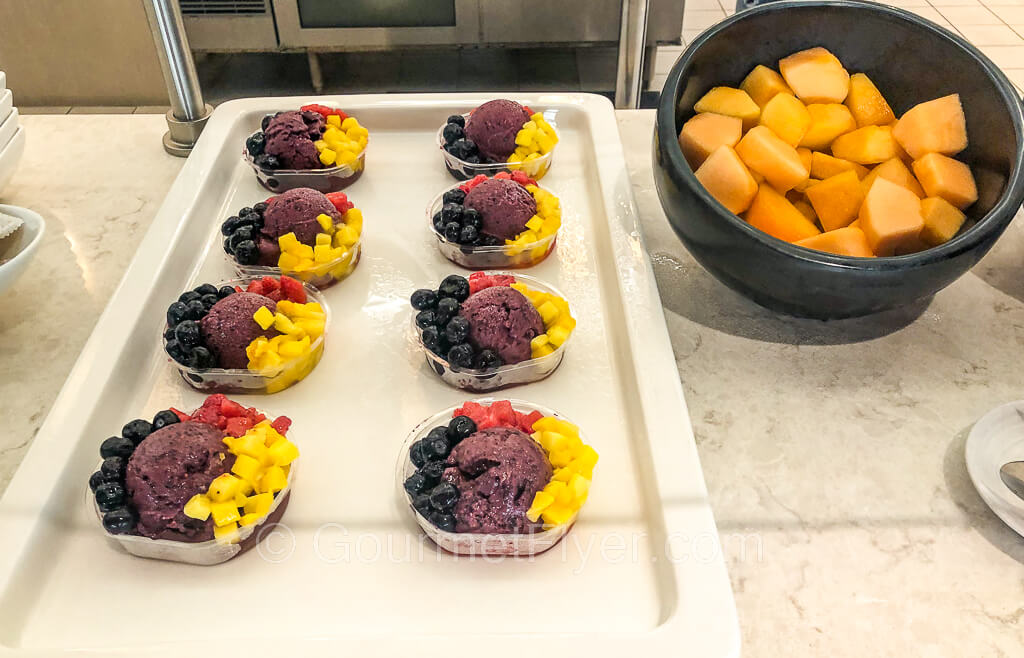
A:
[2,112,1024,655]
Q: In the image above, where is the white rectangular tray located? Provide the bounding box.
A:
[0,94,738,656]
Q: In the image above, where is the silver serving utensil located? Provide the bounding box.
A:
[999,461,1024,502]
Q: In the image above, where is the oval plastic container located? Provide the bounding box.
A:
[164,278,329,394]
[396,399,580,557]
[231,236,361,291]
[437,114,555,182]
[412,273,573,392]
[89,456,297,566]
[242,133,365,194]
[427,182,558,269]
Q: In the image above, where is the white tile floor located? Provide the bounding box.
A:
[650,0,1024,95]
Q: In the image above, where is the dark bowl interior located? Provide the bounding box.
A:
[654,0,1024,319]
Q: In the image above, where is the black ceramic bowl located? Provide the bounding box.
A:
[654,0,1024,319]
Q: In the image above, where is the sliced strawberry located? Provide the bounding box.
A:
[459,174,489,194]
[325,192,353,214]
[271,416,292,435]
[261,276,280,292]
[246,279,265,295]
[169,407,191,422]
[225,416,254,437]
[489,400,516,428]
[494,171,512,180]
[279,276,307,303]
[491,274,515,287]
[265,289,283,302]
[468,272,492,295]
[220,398,247,418]
[510,171,536,187]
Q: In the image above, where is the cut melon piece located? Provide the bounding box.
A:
[796,226,874,257]
[759,93,812,147]
[799,104,857,150]
[740,65,793,107]
[744,183,821,243]
[844,73,896,127]
[805,170,865,231]
[858,177,925,256]
[778,47,851,104]
[694,87,761,131]
[911,152,978,209]
[793,199,817,222]
[860,158,924,197]
[694,145,759,214]
[892,94,967,160]
[793,178,821,193]
[678,112,743,168]
[830,125,900,164]
[810,151,869,180]
[797,147,813,171]
[919,196,967,246]
[735,125,810,193]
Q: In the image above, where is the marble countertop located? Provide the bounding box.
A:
[2,112,1023,655]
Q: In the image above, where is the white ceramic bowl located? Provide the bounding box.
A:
[0,126,25,197]
[0,203,44,296]
[0,89,12,126]
[965,400,1024,538]
[0,108,19,154]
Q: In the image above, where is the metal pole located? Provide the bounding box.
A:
[614,0,651,109]
[142,0,213,156]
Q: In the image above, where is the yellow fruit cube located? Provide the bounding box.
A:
[527,491,555,522]
[735,126,809,193]
[845,73,895,127]
[530,334,549,352]
[335,225,359,247]
[267,438,300,466]
[694,86,761,131]
[278,232,300,251]
[778,47,850,104]
[799,104,856,150]
[677,112,744,168]
[758,93,811,147]
[830,125,900,165]
[326,114,341,127]
[338,151,358,166]
[183,493,211,520]
[244,492,274,517]
[525,216,544,232]
[319,149,337,166]
[740,64,793,107]
[278,252,300,271]
[892,94,967,161]
[253,305,275,330]
[911,152,978,210]
[810,152,868,180]
[207,473,241,502]
[804,170,865,232]
[238,513,261,527]
[542,504,574,526]
[694,145,759,214]
[273,313,299,335]
[231,453,263,483]
[210,501,241,527]
[213,522,240,544]
[919,196,966,246]
[569,473,591,500]
[260,466,288,494]
[547,325,571,347]
[341,117,358,130]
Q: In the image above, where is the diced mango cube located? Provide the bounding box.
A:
[778,47,850,104]
[207,473,241,502]
[526,491,555,522]
[799,103,856,150]
[253,305,275,330]
[183,493,212,520]
[210,501,241,527]
[238,513,261,527]
[541,504,574,526]
[691,144,759,215]
[326,114,341,127]
[548,325,570,347]
[259,466,288,494]
[740,64,793,107]
[911,152,978,210]
[213,522,240,544]
[693,86,761,131]
[231,453,263,484]
[267,438,300,466]
[319,149,337,166]
[244,492,274,517]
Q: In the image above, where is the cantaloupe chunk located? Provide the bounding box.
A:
[793,199,818,223]
[911,152,978,209]
[800,104,857,150]
[844,73,895,127]
[797,147,813,171]
[810,151,869,180]
[919,196,966,246]
[741,65,794,107]
[694,87,761,131]
[830,125,900,164]
[745,183,821,242]
[805,170,865,231]
[796,226,874,257]
[778,47,851,104]
[678,112,744,168]
[735,126,810,192]
[861,158,925,198]
[858,177,924,256]
[892,94,967,160]
[793,178,821,193]
[759,93,812,147]
[694,145,759,214]
[848,219,860,230]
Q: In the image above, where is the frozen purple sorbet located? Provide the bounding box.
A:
[263,110,325,170]
[125,421,235,541]
[443,426,552,534]
[460,285,544,364]
[464,178,537,241]
[261,187,340,245]
[464,99,531,162]
[199,292,279,369]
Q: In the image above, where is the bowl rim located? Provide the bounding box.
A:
[0,201,46,272]
[656,0,1024,270]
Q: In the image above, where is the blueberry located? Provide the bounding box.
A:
[429,483,459,511]
[122,419,154,445]
[95,482,127,513]
[166,301,188,327]
[179,290,201,304]
[430,511,457,532]
[229,226,256,250]
[223,238,234,255]
[101,456,126,479]
[432,211,445,232]
[200,294,220,309]
[479,233,503,247]
[443,222,462,242]
[100,436,135,459]
[433,297,459,326]
[446,114,466,127]
[174,320,201,348]
[441,202,464,224]
[261,114,274,131]
[448,415,477,443]
[253,202,269,214]
[464,154,481,165]
[254,153,279,169]
[185,299,207,321]
[420,460,446,485]
[412,493,433,516]
[425,434,450,460]
[474,349,503,371]
[165,339,187,364]
[410,440,430,468]
[102,507,137,535]
[195,283,218,297]
[221,216,242,236]
[218,285,236,299]
[238,206,253,218]
[459,225,479,245]
[426,426,449,444]
[451,138,477,159]
[442,123,465,145]
[438,275,471,302]
[163,326,177,342]
[444,316,470,344]
[403,472,428,495]
[442,188,467,205]
[447,343,475,369]
[233,240,259,265]
[462,208,482,230]
[189,346,214,369]
[415,310,437,330]
[410,289,438,310]
[418,327,439,353]
[88,470,106,492]
[152,409,180,430]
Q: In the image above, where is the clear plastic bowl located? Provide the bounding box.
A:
[231,235,361,291]
[427,181,558,269]
[164,277,329,394]
[396,398,581,557]
[411,272,573,392]
[89,440,297,566]
[437,113,555,182]
[242,132,365,194]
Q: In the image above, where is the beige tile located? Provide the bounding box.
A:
[1002,68,1024,92]
[686,0,725,11]
[929,0,980,6]
[983,0,1024,5]
[979,44,1024,66]
[683,9,727,31]
[957,22,1024,42]
[883,0,930,6]
[18,106,70,115]
[682,28,707,45]
[937,4,1005,21]
[655,46,686,74]
[68,106,135,114]
[990,5,1024,20]
[134,106,170,115]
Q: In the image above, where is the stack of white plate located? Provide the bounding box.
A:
[0,70,25,197]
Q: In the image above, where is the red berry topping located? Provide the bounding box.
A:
[325,191,354,214]
[220,398,247,418]
[523,105,535,115]
[494,172,512,180]
[520,410,544,433]
[467,272,515,295]
[234,285,244,294]
[246,279,265,295]
[279,275,307,303]
[169,407,191,422]
[459,174,489,194]
[225,416,254,437]
[261,276,280,292]
[452,399,539,432]
[510,171,536,187]
[271,416,292,435]
[265,289,283,302]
